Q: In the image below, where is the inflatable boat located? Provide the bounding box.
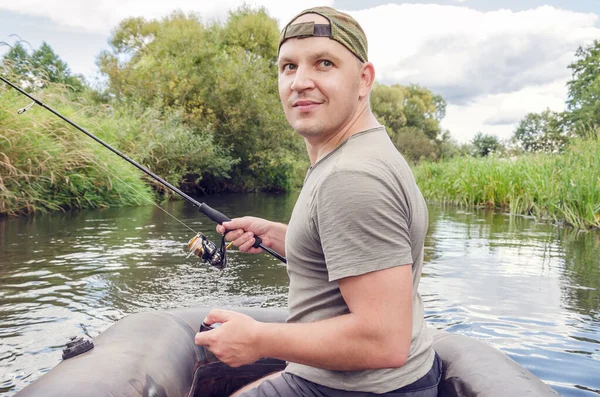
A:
[13,306,559,397]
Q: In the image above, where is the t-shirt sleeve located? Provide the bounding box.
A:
[312,169,413,282]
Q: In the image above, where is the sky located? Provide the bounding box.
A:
[1,0,599,143]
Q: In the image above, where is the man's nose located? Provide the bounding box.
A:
[290,67,315,92]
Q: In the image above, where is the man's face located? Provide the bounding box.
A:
[278,14,363,139]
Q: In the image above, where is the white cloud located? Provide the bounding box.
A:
[348,4,599,141]
[1,1,599,141]
[0,0,332,33]
[442,78,569,142]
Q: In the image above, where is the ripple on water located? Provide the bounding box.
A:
[1,202,599,396]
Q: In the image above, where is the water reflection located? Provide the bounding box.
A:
[559,227,600,321]
[0,195,599,396]
[422,206,600,396]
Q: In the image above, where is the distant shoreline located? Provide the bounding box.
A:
[413,137,600,230]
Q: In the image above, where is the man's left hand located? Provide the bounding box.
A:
[194,309,262,367]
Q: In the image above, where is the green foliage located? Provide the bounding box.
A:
[1,5,456,217]
[0,84,153,215]
[108,16,160,54]
[98,7,306,192]
[371,83,408,132]
[371,83,447,162]
[89,103,237,197]
[403,84,446,140]
[423,38,600,230]
[413,137,600,229]
[0,63,237,215]
[394,126,439,162]
[471,132,502,157]
[437,131,472,160]
[220,6,280,63]
[566,40,600,137]
[1,42,85,92]
[513,109,569,152]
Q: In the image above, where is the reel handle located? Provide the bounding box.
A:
[199,321,222,333]
[198,203,263,248]
[198,321,222,363]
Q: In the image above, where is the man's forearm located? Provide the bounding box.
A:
[266,221,287,256]
[256,313,408,371]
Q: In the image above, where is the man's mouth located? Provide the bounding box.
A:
[293,100,323,112]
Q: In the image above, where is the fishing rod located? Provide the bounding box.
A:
[0,75,287,266]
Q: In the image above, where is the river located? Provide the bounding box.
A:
[0,192,599,396]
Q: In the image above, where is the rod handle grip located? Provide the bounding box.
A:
[252,236,263,248]
[199,203,231,224]
[199,204,263,248]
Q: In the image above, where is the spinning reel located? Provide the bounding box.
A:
[187,233,232,270]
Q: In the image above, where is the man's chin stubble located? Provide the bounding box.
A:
[295,127,325,138]
[293,121,327,138]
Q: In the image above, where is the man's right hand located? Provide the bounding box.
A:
[216,216,273,254]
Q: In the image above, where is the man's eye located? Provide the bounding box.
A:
[320,60,333,67]
[283,64,297,71]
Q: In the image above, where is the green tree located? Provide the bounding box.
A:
[371,83,408,132]
[220,5,280,63]
[97,6,450,189]
[437,131,471,159]
[1,42,84,91]
[394,126,438,162]
[371,83,447,162]
[471,132,501,157]
[513,109,569,152]
[403,84,446,140]
[1,42,29,73]
[98,8,305,192]
[565,40,600,138]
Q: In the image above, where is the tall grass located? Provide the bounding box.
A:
[414,138,600,229]
[79,102,237,198]
[0,86,155,215]
[0,72,239,217]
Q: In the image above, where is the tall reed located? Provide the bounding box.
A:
[0,85,154,216]
[414,138,600,229]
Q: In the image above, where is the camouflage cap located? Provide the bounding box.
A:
[278,6,368,62]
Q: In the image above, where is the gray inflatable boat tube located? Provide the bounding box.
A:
[13,307,559,397]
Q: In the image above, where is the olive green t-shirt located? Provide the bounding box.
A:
[284,126,434,393]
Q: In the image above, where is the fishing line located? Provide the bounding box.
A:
[0,75,287,266]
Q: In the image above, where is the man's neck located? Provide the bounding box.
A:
[305,106,381,166]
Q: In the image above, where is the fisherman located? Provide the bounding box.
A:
[195,6,441,397]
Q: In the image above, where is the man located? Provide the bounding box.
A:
[195,6,440,397]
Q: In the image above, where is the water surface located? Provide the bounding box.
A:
[0,193,598,396]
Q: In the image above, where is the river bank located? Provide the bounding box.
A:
[2,84,599,230]
[413,137,600,230]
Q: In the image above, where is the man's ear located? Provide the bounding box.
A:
[359,62,376,99]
